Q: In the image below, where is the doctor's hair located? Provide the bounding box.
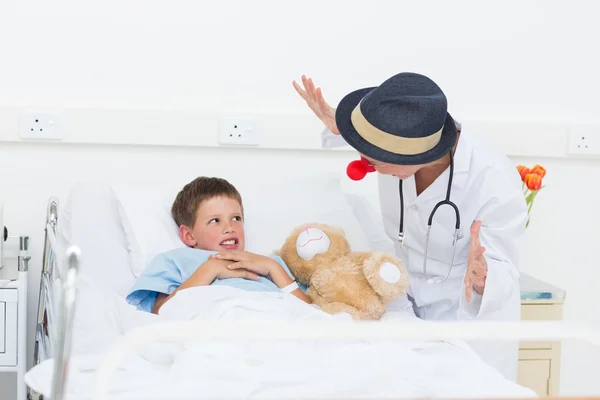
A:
[171,176,243,228]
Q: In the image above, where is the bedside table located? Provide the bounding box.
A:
[517,273,566,397]
[0,230,30,400]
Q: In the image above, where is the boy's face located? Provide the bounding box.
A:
[179,196,245,251]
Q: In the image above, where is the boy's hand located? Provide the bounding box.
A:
[211,251,295,290]
[210,251,280,277]
[199,258,261,283]
[212,251,310,304]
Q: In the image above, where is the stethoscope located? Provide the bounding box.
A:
[347,152,463,284]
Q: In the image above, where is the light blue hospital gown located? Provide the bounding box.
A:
[126,247,307,313]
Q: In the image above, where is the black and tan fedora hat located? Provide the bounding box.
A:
[335,72,457,165]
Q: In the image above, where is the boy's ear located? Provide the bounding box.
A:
[179,225,196,247]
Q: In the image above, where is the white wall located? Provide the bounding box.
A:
[1,0,599,397]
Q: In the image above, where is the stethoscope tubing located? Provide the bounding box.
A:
[398,152,462,284]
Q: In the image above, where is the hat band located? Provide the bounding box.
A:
[350,104,443,155]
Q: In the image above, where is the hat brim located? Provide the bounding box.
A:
[335,87,458,165]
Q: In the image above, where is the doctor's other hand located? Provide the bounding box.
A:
[292,75,340,135]
[465,220,488,303]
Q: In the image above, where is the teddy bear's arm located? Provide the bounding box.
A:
[310,267,386,319]
[307,286,362,319]
[360,252,410,303]
[306,286,326,306]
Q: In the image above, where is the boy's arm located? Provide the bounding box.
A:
[152,258,221,314]
[269,264,311,304]
[125,253,183,313]
[127,253,220,314]
[153,258,262,314]
[210,251,311,304]
[152,261,216,314]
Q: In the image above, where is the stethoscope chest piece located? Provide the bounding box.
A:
[453,229,464,243]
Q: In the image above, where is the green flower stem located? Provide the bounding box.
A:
[524,189,540,228]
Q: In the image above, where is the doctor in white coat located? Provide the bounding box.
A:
[293,72,528,382]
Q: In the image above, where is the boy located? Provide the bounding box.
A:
[126,176,310,314]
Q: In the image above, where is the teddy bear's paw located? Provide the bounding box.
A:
[379,262,403,283]
[362,253,410,302]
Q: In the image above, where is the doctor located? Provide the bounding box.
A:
[293,72,528,381]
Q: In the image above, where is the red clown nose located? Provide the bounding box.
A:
[346,157,376,181]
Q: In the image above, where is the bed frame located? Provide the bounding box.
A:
[28,196,600,400]
[30,197,81,400]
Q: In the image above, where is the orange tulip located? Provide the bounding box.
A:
[525,173,542,191]
[516,165,530,182]
[530,164,546,178]
[517,164,547,228]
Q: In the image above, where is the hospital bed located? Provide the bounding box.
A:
[24,175,600,400]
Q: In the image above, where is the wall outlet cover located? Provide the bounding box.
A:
[19,110,65,140]
[218,118,261,146]
[567,125,600,157]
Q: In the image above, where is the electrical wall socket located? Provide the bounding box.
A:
[19,111,64,140]
[567,126,600,157]
[218,118,261,146]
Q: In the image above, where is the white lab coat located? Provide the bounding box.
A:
[321,125,528,382]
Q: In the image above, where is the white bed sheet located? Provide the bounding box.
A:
[25,279,537,400]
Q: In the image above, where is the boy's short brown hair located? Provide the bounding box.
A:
[171,176,243,228]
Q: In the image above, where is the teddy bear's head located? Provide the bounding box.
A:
[278,223,350,285]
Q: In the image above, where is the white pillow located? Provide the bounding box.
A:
[111,172,372,278]
[58,182,137,297]
[110,180,188,278]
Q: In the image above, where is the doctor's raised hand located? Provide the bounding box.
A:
[465,220,488,303]
[293,75,340,135]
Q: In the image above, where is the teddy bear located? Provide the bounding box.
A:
[277,222,409,320]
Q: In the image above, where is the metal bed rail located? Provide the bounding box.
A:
[32,198,59,371]
[50,246,80,400]
[30,197,82,400]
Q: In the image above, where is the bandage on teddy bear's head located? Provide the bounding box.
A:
[278,223,350,285]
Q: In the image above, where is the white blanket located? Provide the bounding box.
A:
[26,285,537,399]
